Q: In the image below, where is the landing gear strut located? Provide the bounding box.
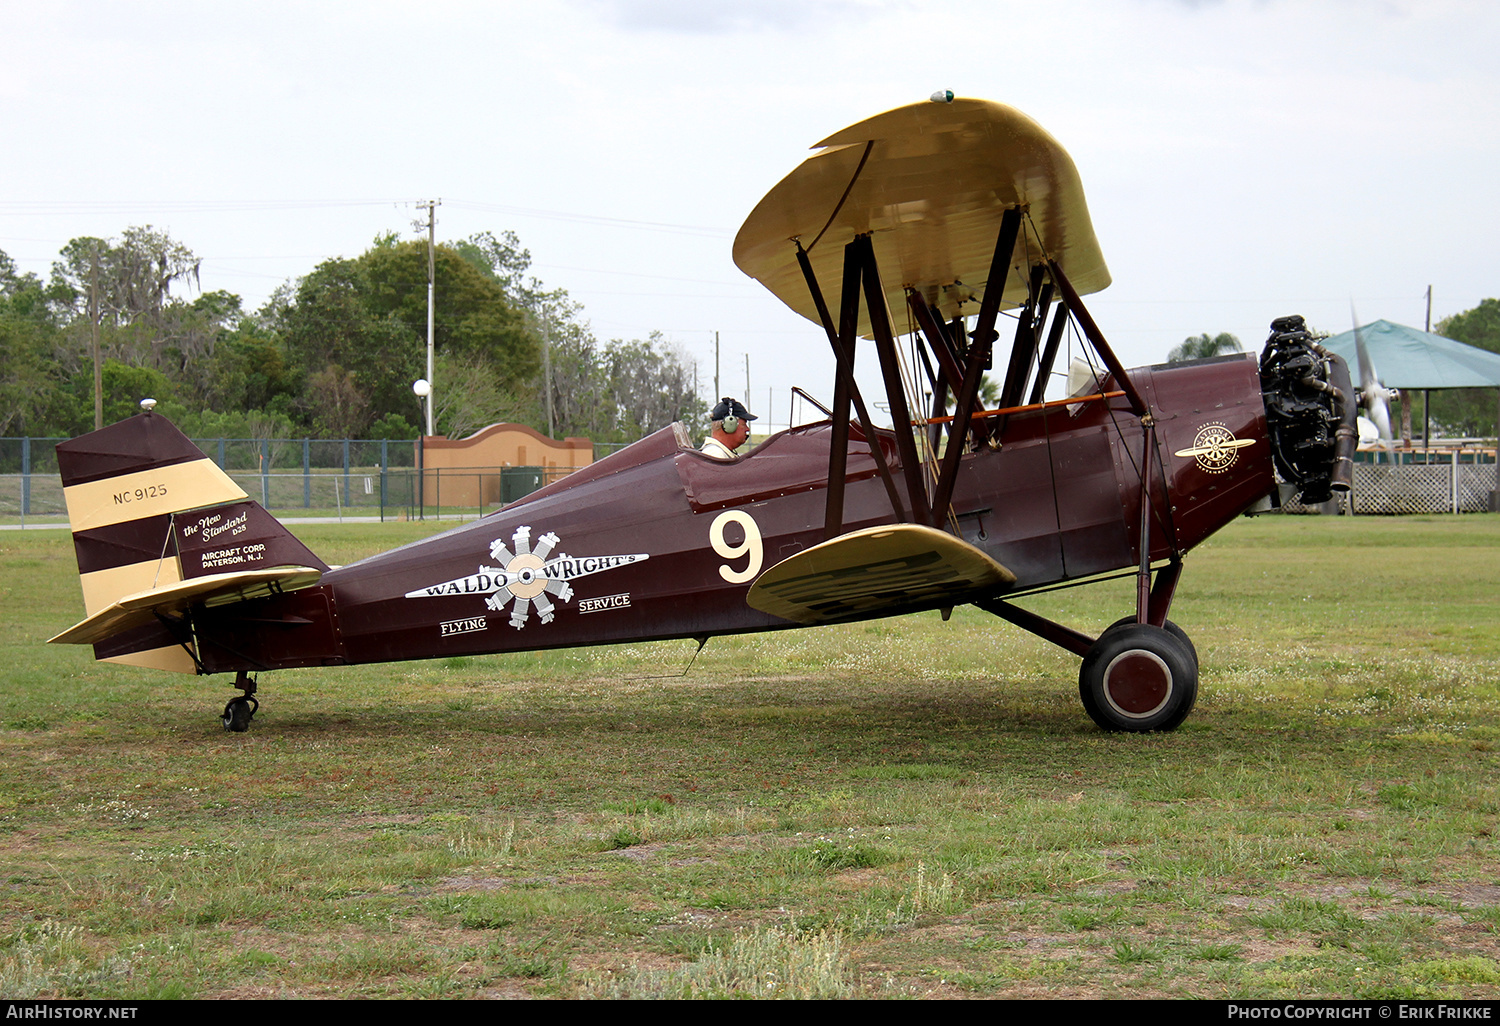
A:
[222,671,259,733]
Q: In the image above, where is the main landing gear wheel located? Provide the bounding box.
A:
[1105,616,1199,670]
[221,695,258,733]
[1079,624,1198,733]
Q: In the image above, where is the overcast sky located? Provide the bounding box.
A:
[4,0,1496,431]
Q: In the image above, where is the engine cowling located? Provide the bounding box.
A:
[1259,315,1357,506]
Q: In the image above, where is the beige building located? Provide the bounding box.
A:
[419,423,592,509]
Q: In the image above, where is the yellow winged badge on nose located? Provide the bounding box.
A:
[1173,423,1257,474]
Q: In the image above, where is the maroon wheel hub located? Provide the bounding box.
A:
[1103,650,1171,717]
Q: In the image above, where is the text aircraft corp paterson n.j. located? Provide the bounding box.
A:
[51,96,1359,734]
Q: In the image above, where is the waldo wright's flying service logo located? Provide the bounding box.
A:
[1173,422,1255,474]
[405,525,648,630]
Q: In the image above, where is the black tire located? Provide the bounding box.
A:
[1105,616,1198,670]
[221,696,257,733]
[1079,624,1197,732]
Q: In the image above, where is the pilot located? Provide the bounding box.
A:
[701,397,757,459]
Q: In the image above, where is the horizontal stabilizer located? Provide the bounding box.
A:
[747,524,1014,625]
[50,566,323,647]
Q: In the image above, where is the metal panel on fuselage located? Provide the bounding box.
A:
[1139,355,1275,557]
[945,436,1065,587]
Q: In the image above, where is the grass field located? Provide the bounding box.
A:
[2,514,1499,999]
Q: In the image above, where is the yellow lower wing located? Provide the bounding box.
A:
[747,524,1014,625]
[50,567,324,647]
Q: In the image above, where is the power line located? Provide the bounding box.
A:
[0,199,411,216]
[445,199,729,237]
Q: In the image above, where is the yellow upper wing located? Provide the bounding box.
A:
[733,98,1109,338]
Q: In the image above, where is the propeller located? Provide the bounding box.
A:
[1352,308,1398,462]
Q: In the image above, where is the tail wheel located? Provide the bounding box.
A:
[1079,624,1197,732]
[222,695,258,733]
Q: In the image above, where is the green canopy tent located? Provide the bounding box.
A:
[1320,319,1500,446]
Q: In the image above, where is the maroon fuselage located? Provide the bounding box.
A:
[193,355,1272,674]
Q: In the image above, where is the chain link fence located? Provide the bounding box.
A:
[1,437,574,523]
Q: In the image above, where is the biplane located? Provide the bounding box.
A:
[50,96,1358,733]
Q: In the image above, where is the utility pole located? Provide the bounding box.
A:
[714,331,720,400]
[544,307,555,437]
[744,353,750,411]
[89,244,102,431]
[414,199,441,437]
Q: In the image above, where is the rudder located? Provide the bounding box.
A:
[55,410,327,672]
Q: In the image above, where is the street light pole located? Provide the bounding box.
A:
[413,378,431,521]
[414,199,441,437]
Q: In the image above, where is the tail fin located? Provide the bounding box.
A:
[52,410,327,673]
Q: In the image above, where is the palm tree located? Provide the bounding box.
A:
[1167,332,1243,363]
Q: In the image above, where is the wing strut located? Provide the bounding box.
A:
[998,265,1053,414]
[1047,258,1148,416]
[929,205,1024,526]
[1043,262,1179,617]
[1027,294,1070,406]
[911,336,947,458]
[906,294,986,453]
[905,294,967,402]
[794,242,907,538]
[854,234,934,528]
[1135,421,1157,621]
[792,206,1140,543]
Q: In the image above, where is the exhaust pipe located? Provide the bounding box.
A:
[1321,346,1357,494]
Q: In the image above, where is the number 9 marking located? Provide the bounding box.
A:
[710,510,763,584]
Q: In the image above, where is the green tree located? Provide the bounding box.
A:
[278,257,413,435]
[430,350,534,439]
[452,231,709,441]
[1429,299,1500,437]
[453,230,556,310]
[15,224,697,445]
[47,227,206,429]
[368,412,419,440]
[453,231,598,436]
[304,362,371,439]
[170,406,298,442]
[1167,332,1243,363]
[359,240,534,378]
[199,323,300,417]
[0,250,69,436]
[52,359,175,434]
[278,240,538,437]
[602,333,707,440]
